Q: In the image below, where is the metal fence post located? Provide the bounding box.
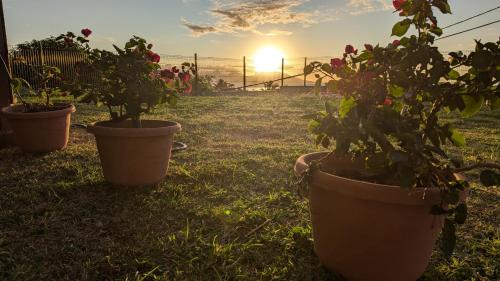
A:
[243,56,246,91]
[304,57,307,87]
[281,58,284,87]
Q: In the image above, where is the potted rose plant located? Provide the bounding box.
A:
[63,33,194,186]
[0,54,75,152]
[296,0,499,280]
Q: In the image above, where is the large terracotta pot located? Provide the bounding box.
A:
[0,104,75,152]
[87,120,181,186]
[294,152,465,281]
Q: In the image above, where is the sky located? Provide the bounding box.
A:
[4,0,500,58]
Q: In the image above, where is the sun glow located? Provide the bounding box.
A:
[253,46,284,73]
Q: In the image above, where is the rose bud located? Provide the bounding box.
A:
[383,98,393,106]
[392,40,401,47]
[345,44,356,54]
[147,43,153,49]
[364,44,374,52]
[392,0,407,11]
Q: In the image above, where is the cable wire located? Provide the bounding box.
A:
[436,19,500,41]
[442,5,500,30]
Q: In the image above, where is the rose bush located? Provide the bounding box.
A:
[304,0,499,256]
[59,30,195,127]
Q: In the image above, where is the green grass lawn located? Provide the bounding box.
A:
[0,93,499,280]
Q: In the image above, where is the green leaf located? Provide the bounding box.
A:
[430,27,443,36]
[325,100,336,114]
[441,218,456,258]
[480,170,500,186]
[449,128,466,147]
[321,63,332,73]
[391,19,412,37]
[432,0,452,14]
[388,84,405,98]
[461,95,484,118]
[447,69,460,80]
[339,97,356,119]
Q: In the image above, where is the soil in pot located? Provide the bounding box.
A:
[294,152,466,281]
[1,103,76,152]
[87,120,181,186]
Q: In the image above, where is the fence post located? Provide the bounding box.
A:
[304,57,307,87]
[243,56,246,91]
[194,53,198,93]
[281,58,284,87]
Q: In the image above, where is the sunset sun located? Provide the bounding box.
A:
[253,46,284,73]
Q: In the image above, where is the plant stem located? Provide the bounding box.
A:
[132,117,142,128]
[453,162,500,173]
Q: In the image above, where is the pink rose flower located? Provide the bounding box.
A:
[81,28,92,37]
[147,51,160,63]
[180,73,191,83]
[331,58,344,69]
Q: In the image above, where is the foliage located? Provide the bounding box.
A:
[192,75,215,95]
[13,37,84,51]
[0,48,66,112]
[59,30,194,127]
[214,78,235,91]
[305,0,499,256]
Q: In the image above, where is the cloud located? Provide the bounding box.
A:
[182,0,390,36]
[183,0,319,36]
[346,0,392,15]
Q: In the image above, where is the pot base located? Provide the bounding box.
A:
[87,120,181,186]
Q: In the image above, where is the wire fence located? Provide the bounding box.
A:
[8,46,472,92]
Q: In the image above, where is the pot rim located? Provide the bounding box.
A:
[295,152,464,205]
[1,104,75,119]
[87,120,181,137]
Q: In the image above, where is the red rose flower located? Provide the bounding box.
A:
[392,40,401,47]
[383,98,393,106]
[81,28,92,37]
[184,83,193,94]
[147,51,160,63]
[345,44,356,54]
[160,69,175,80]
[364,44,374,52]
[393,0,407,11]
[179,72,191,83]
[331,58,344,69]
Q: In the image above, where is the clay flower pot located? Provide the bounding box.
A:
[87,120,181,186]
[0,104,75,152]
[294,152,467,281]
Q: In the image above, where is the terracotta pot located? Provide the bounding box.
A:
[1,104,75,152]
[294,152,467,281]
[87,120,181,186]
